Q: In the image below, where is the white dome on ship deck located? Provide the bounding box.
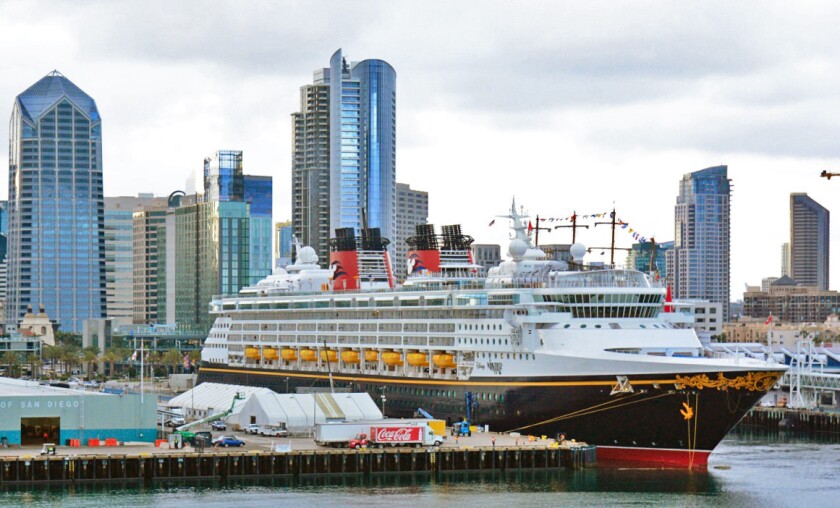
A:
[508,239,528,258]
[570,242,586,261]
[298,246,318,264]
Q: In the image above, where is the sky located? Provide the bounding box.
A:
[1,0,839,300]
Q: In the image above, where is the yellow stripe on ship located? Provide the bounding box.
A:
[200,366,687,387]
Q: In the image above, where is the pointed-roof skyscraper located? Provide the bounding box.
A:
[6,71,106,332]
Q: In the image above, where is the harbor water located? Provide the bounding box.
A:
[1,432,838,507]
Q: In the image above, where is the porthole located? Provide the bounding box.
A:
[564,324,570,329]
[581,324,587,329]
[595,324,602,329]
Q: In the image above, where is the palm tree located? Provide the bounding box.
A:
[103,349,120,379]
[42,345,62,375]
[25,353,42,380]
[81,346,99,381]
[2,351,22,378]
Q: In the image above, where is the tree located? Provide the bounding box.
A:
[81,346,100,381]
[162,349,184,375]
[54,331,82,348]
[2,351,22,378]
[25,353,43,379]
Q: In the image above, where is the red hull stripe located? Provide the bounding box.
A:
[597,446,711,468]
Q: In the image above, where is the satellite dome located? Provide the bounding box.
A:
[508,239,528,258]
[298,246,318,264]
[570,242,587,261]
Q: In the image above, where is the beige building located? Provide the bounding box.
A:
[743,275,840,323]
[18,304,55,346]
[724,320,833,349]
[132,202,168,324]
[394,183,429,281]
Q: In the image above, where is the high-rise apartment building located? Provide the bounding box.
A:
[666,166,731,321]
[6,72,105,332]
[104,194,165,327]
[781,242,790,277]
[471,244,502,271]
[394,183,428,280]
[132,199,168,324]
[244,175,273,284]
[626,240,673,277]
[789,193,829,290]
[292,49,396,264]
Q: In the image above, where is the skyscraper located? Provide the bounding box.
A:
[292,49,396,264]
[275,220,293,268]
[790,193,829,290]
[104,194,166,327]
[244,175,273,284]
[667,166,731,321]
[6,72,105,332]
[132,199,168,324]
[394,183,428,280]
[781,242,791,277]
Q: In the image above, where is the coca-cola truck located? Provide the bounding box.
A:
[369,424,443,448]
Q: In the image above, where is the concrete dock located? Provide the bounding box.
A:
[0,432,595,486]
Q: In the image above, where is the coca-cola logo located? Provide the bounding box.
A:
[373,427,422,442]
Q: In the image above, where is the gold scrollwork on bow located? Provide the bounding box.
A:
[674,371,782,392]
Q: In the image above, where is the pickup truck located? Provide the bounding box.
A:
[258,425,288,437]
[244,424,260,434]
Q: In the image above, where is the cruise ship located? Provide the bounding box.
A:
[199,201,785,467]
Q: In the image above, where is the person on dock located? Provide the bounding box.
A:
[492,436,496,448]
[557,433,567,446]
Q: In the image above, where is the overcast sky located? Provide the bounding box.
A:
[2,0,839,299]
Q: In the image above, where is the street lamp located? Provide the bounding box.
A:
[380,385,386,416]
[285,377,290,393]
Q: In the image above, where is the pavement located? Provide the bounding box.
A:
[0,425,586,459]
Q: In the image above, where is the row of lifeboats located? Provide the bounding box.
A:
[243,347,457,368]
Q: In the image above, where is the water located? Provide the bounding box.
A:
[2,433,838,507]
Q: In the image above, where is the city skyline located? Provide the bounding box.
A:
[2,2,840,299]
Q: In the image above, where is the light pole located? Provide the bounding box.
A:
[285,377,290,393]
[380,385,386,416]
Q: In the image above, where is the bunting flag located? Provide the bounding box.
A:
[487,211,654,244]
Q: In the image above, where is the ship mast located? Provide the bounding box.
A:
[553,211,589,243]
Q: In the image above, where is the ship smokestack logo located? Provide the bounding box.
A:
[330,261,349,280]
[407,253,427,274]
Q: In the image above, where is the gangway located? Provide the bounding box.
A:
[416,407,434,419]
[175,392,245,432]
[819,348,840,368]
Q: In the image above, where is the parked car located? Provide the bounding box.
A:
[211,435,235,445]
[165,416,185,427]
[258,425,289,437]
[215,436,245,447]
[244,424,260,435]
[193,431,212,443]
[210,421,227,431]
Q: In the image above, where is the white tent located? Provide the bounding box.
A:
[165,382,272,420]
[229,392,382,434]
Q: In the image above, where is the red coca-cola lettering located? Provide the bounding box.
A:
[372,426,422,442]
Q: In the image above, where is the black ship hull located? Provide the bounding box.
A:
[198,364,783,467]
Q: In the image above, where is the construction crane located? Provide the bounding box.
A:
[820,170,840,180]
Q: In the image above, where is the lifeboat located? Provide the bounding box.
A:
[382,352,403,366]
[300,349,317,362]
[341,350,360,364]
[262,348,278,361]
[244,347,260,360]
[281,348,297,361]
[364,350,379,362]
[407,352,429,367]
[433,353,457,369]
[320,349,338,362]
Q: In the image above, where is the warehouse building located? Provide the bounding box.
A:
[0,378,157,445]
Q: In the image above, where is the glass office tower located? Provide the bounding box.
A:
[6,72,105,332]
[790,193,829,290]
[244,175,273,284]
[667,166,731,321]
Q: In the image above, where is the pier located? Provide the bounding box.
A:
[0,445,596,486]
[739,406,840,435]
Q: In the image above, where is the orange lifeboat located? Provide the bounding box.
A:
[433,353,457,369]
[382,352,403,366]
[262,348,278,361]
[364,350,379,362]
[407,352,429,367]
[281,348,297,361]
[244,347,260,360]
[300,349,317,362]
[320,349,338,363]
[341,350,360,364]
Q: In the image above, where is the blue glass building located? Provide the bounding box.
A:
[667,166,731,321]
[275,221,293,267]
[6,72,105,332]
[293,49,396,264]
[244,175,273,284]
[629,240,673,278]
[204,150,244,202]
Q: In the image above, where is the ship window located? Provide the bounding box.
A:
[595,324,602,328]
[564,324,570,329]
[640,325,646,329]
[580,324,587,329]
